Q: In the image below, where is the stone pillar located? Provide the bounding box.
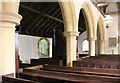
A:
[99,40,105,54]
[64,31,79,67]
[0,2,22,76]
[95,40,99,55]
[118,34,120,54]
[88,37,96,56]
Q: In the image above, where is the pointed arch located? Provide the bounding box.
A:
[81,2,96,39]
[96,16,106,54]
[78,2,96,56]
[59,1,78,31]
[97,16,105,40]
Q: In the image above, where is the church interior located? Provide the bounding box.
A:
[0,0,120,83]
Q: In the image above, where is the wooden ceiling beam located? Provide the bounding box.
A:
[32,18,50,34]
[25,15,42,34]
[20,5,63,23]
[42,3,56,14]
[39,19,52,35]
[51,8,61,17]
[49,23,62,34]
[30,3,59,35]
[56,11,62,18]
[45,22,59,35]
[38,21,57,36]
[55,24,64,32]
[46,3,59,15]
[35,17,51,35]
[41,20,55,35]
[49,23,63,36]
[31,17,45,34]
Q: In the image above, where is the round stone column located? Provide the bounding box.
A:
[64,31,79,67]
[0,12,22,76]
[88,37,96,56]
[99,40,105,54]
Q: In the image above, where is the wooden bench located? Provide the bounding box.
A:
[2,76,40,83]
[79,54,120,62]
[2,73,40,83]
[73,61,120,69]
[19,63,35,68]
[31,58,64,66]
[82,56,120,62]
[2,65,120,83]
[99,54,120,56]
[42,65,120,77]
[18,66,120,83]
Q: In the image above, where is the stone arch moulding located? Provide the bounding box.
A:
[97,16,105,41]
[97,16,106,54]
[80,2,96,40]
[59,1,78,32]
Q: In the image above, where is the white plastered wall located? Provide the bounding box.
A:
[78,31,89,54]
[18,35,52,63]
[105,3,119,54]
[105,15,119,54]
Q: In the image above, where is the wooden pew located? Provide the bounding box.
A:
[73,61,120,69]
[79,55,120,62]
[19,63,35,68]
[99,54,120,56]
[2,76,40,83]
[2,65,120,83]
[2,73,40,83]
[18,66,120,83]
[2,66,43,83]
[31,58,64,66]
[42,65,120,77]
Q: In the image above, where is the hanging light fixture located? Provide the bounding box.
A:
[103,15,114,28]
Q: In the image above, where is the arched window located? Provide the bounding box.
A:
[82,39,89,52]
[38,38,49,56]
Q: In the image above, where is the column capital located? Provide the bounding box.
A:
[64,31,79,37]
[87,37,96,41]
[0,12,22,29]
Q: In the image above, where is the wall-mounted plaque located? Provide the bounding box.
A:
[109,37,117,47]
